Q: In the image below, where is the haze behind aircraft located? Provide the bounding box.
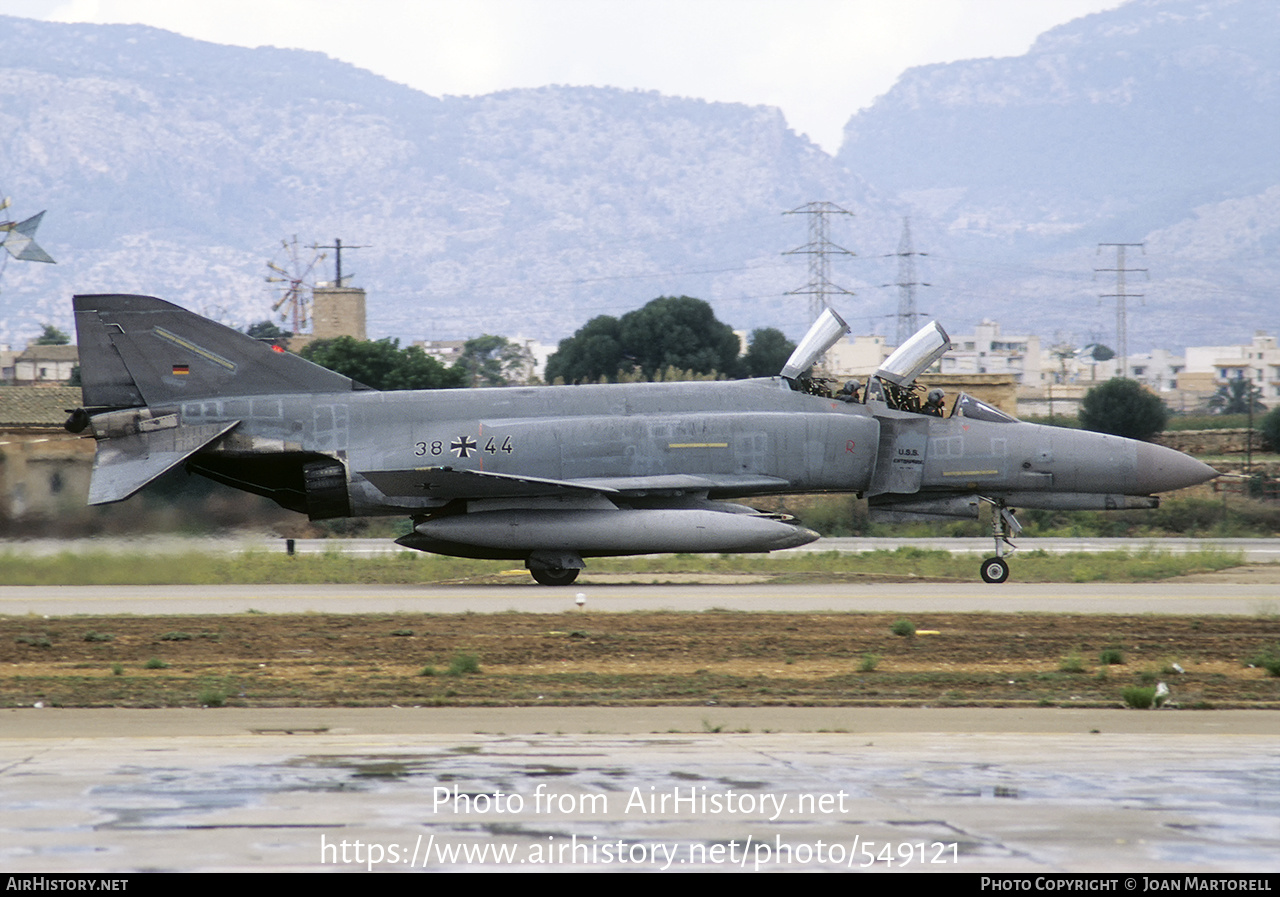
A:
[68,295,1217,585]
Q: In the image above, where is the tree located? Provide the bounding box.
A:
[455,334,535,387]
[1261,406,1280,452]
[299,336,463,391]
[1208,379,1266,415]
[1078,378,1168,441]
[742,327,796,377]
[546,296,743,383]
[545,315,624,384]
[245,320,290,342]
[34,323,70,345]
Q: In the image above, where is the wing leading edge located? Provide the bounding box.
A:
[361,467,791,501]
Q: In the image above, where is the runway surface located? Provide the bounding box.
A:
[2,708,1278,873]
[3,579,1279,616]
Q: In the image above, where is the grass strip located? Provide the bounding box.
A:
[0,546,1246,586]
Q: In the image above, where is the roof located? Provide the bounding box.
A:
[0,386,85,427]
[16,344,80,362]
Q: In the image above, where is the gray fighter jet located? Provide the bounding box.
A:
[67,294,1216,585]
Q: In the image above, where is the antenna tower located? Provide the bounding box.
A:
[1095,243,1146,378]
[312,237,369,287]
[783,201,856,324]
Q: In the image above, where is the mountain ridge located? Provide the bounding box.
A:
[0,1,1274,359]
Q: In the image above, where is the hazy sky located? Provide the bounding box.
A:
[0,0,1126,153]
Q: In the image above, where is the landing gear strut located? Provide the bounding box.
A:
[978,498,1020,584]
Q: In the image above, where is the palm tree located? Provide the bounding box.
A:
[1209,379,1266,415]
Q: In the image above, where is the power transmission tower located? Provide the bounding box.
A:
[1095,243,1146,379]
[891,217,929,345]
[783,201,856,324]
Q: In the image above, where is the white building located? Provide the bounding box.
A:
[825,334,895,378]
[1116,349,1185,394]
[939,320,1044,387]
[13,344,79,384]
[1184,331,1280,404]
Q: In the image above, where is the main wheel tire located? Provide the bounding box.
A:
[530,566,579,586]
[979,556,1010,584]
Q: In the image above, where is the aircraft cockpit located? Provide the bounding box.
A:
[949,392,1018,423]
[781,313,1008,423]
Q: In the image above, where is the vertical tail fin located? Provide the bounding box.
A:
[73,293,360,409]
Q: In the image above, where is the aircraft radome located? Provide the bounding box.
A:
[66,295,1217,585]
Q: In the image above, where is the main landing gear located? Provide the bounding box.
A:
[529,566,579,586]
[526,550,584,586]
[978,499,1021,584]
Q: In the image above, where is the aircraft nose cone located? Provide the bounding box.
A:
[1132,442,1218,494]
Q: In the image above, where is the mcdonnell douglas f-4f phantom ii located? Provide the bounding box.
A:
[67,294,1217,585]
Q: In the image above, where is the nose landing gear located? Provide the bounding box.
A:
[978,499,1020,584]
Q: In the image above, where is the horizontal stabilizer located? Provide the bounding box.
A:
[89,420,239,505]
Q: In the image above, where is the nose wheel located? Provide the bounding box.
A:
[978,498,1020,584]
[979,556,1010,584]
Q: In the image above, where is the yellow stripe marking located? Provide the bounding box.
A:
[942,469,999,476]
[668,442,729,449]
[154,327,237,371]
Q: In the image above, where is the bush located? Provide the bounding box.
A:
[1246,644,1280,677]
[1099,648,1125,665]
[1079,379,1168,440]
[890,619,916,638]
[1121,686,1157,709]
[1059,651,1086,674]
[198,684,228,707]
[447,653,480,676]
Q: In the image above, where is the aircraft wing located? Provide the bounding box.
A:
[574,473,791,496]
[362,467,790,501]
[363,467,621,501]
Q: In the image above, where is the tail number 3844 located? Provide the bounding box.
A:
[416,435,515,457]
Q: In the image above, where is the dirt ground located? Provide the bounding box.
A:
[4,597,1279,709]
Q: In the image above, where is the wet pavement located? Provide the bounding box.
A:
[1,709,1277,872]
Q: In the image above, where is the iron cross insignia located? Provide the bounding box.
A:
[450,436,478,458]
